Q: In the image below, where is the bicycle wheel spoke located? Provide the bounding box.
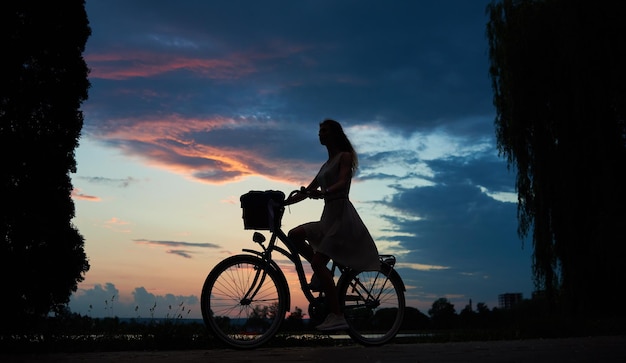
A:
[201,255,288,349]
[340,268,405,346]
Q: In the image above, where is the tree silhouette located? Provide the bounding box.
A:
[283,306,305,331]
[1,1,91,331]
[401,306,430,330]
[287,306,305,320]
[428,298,457,329]
[487,0,626,316]
[249,305,269,319]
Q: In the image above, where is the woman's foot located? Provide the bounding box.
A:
[308,267,332,292]
[308,273,322,291]
[316,313,348,331]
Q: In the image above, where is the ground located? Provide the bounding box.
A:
[4,336,626,363]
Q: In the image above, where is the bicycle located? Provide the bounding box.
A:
[200,188,406,349]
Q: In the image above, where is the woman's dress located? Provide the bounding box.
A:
[302,153,380,271]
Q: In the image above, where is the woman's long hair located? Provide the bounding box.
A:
[320,119,359,174]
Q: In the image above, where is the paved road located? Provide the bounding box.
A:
[5,336,626,363]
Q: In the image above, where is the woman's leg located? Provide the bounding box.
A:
[288,225,314,262]
[311,252,339,315]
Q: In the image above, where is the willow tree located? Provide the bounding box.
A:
[0,1,91,331]
[487,0,626,316]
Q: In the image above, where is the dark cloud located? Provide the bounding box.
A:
[131,287,198,319]
[167,250,194,259]
[67,282,120,317]
[84,0,493,129]
[381,156,531,307]
[134,239,220,249]
[81,0,497,186]
[78,176,139,188]
[134,240,221,259]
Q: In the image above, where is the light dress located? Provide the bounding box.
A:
[302,152,380,271]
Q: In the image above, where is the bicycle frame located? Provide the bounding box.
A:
[239,219,404,315]
[241,224,334,305]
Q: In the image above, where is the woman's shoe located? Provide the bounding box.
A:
[308,267,334,292]
[308,273,322,292]
[316,313,349,331]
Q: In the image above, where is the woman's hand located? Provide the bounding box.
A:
[307,189,324,199]
[284,187,308,205]
[285,187,323,205]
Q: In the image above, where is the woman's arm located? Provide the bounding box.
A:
[284,178,321,205]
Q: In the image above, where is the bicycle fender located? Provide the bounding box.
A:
[381,261,406,291]
[387,268,406,292]
[229,253,292,310]
[240,250,284,273]
[338,263,406,292]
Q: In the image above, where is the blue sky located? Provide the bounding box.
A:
[68,0,533,319]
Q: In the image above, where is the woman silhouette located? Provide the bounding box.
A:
[285,119,379,330]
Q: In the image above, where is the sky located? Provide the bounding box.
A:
[68,0,534,320]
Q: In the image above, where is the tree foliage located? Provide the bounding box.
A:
[428,298,457,328]
[0,0,91,330]
[487,0,626,315]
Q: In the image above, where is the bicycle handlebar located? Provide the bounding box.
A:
[285,187,323,205]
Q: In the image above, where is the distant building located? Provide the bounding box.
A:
[498,293,523,309]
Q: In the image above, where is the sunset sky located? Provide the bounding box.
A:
[68,0,533,319]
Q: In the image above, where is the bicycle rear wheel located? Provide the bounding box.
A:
[338,264,405,346]
[201,255,289,349]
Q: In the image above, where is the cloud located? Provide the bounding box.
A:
[78,176,139,188]
[104,217,132,233]
[133,239,220,258]
[85,51,260,81]
[66,282,119,317]
[166,250,194,259]
[71,188,101,201]
[397,262,451,271]
[82,1,495,154]
[85,114,322,184]
[80,0,498,191]
[77,0,533,313]
[69,283,198,319]
[133,239,220,249]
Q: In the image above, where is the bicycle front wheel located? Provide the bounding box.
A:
[338,265,405,346]
[201,255,289,349]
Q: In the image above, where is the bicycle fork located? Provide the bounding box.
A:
[239,262,269,306]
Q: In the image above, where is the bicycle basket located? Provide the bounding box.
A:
[240,190,285,231]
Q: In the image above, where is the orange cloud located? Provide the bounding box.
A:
[92,115,316,185]
[72,188,101,202]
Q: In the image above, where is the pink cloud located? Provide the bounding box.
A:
[85,51,257,80]
[85,39,313,81]
[91,115,314,185]
[72,188,101,202]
